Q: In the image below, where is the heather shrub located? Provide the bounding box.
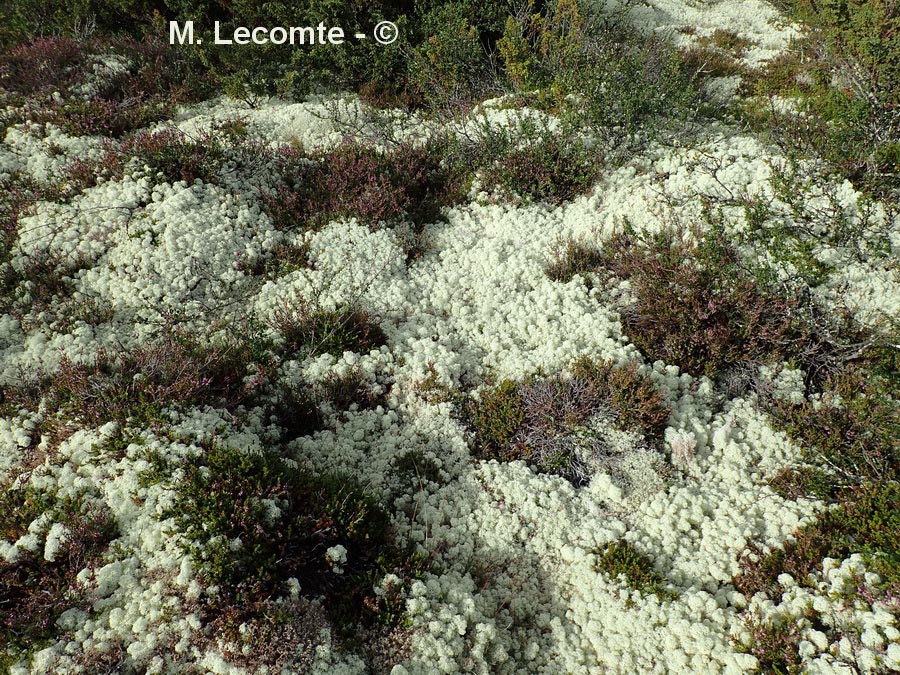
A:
[766,466,840,502]
[466,359,670,484]
[36,329,277,428]
[764,364,898,485]
[594,540,674,601]
[596,226,830,381]
[444,118,600,205]
[191,596,329,673]
[165,442,393,606]
[316,141,452,225]
[1,35,213,138]
[37,97,168,138]
[545,236,606,284]
[262,138,466,260]
[734,482,900,601]
[268,300,387,360]
[569,358,671,441]
[0,490,116,656]
[737,611,807,675]
[0,247,91,320]
[119,126,247,184]
[477,131,598,205]
[0,37,87,97]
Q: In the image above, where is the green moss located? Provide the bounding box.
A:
[594,540,674,601]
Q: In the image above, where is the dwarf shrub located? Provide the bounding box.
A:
[596,226,829,381]
[31,327,277,427]
[166,443,391,603]
[569,357,671,441]
[734,481,900,601]
[740,0,899,197]
[765,364,898,485]
[478,132,598,205]
[499,0,699,136]
[121,128,231,183]
[266,138,465,232]
[269,300,387,360]
[545,236,606,284]
[737,610,806,675]
[467,359,670,483]
[0,490,116,656]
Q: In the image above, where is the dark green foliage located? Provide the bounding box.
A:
[1,0,702,128]
[741,0,900,197]
[477,132,598,205]
[467,380,526,461]
[166,443,392,604]
[767,365,898,485]
[499,0,699,136]
[734,481,900,604]
[594,540,673,601]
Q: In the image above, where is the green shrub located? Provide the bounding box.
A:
[742,0,899,197]
[497,0,699,136]
[765,364,898,485]
[165,443,393,604]
[268,300,387,360]
[477,131,598,205]
[408,4,498,110]
[468,380,526,461]
[497,0,587,92]
[466,359,670,483]
[569,357,671,441]
[734,481,900,601]
[594,540,673,601]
